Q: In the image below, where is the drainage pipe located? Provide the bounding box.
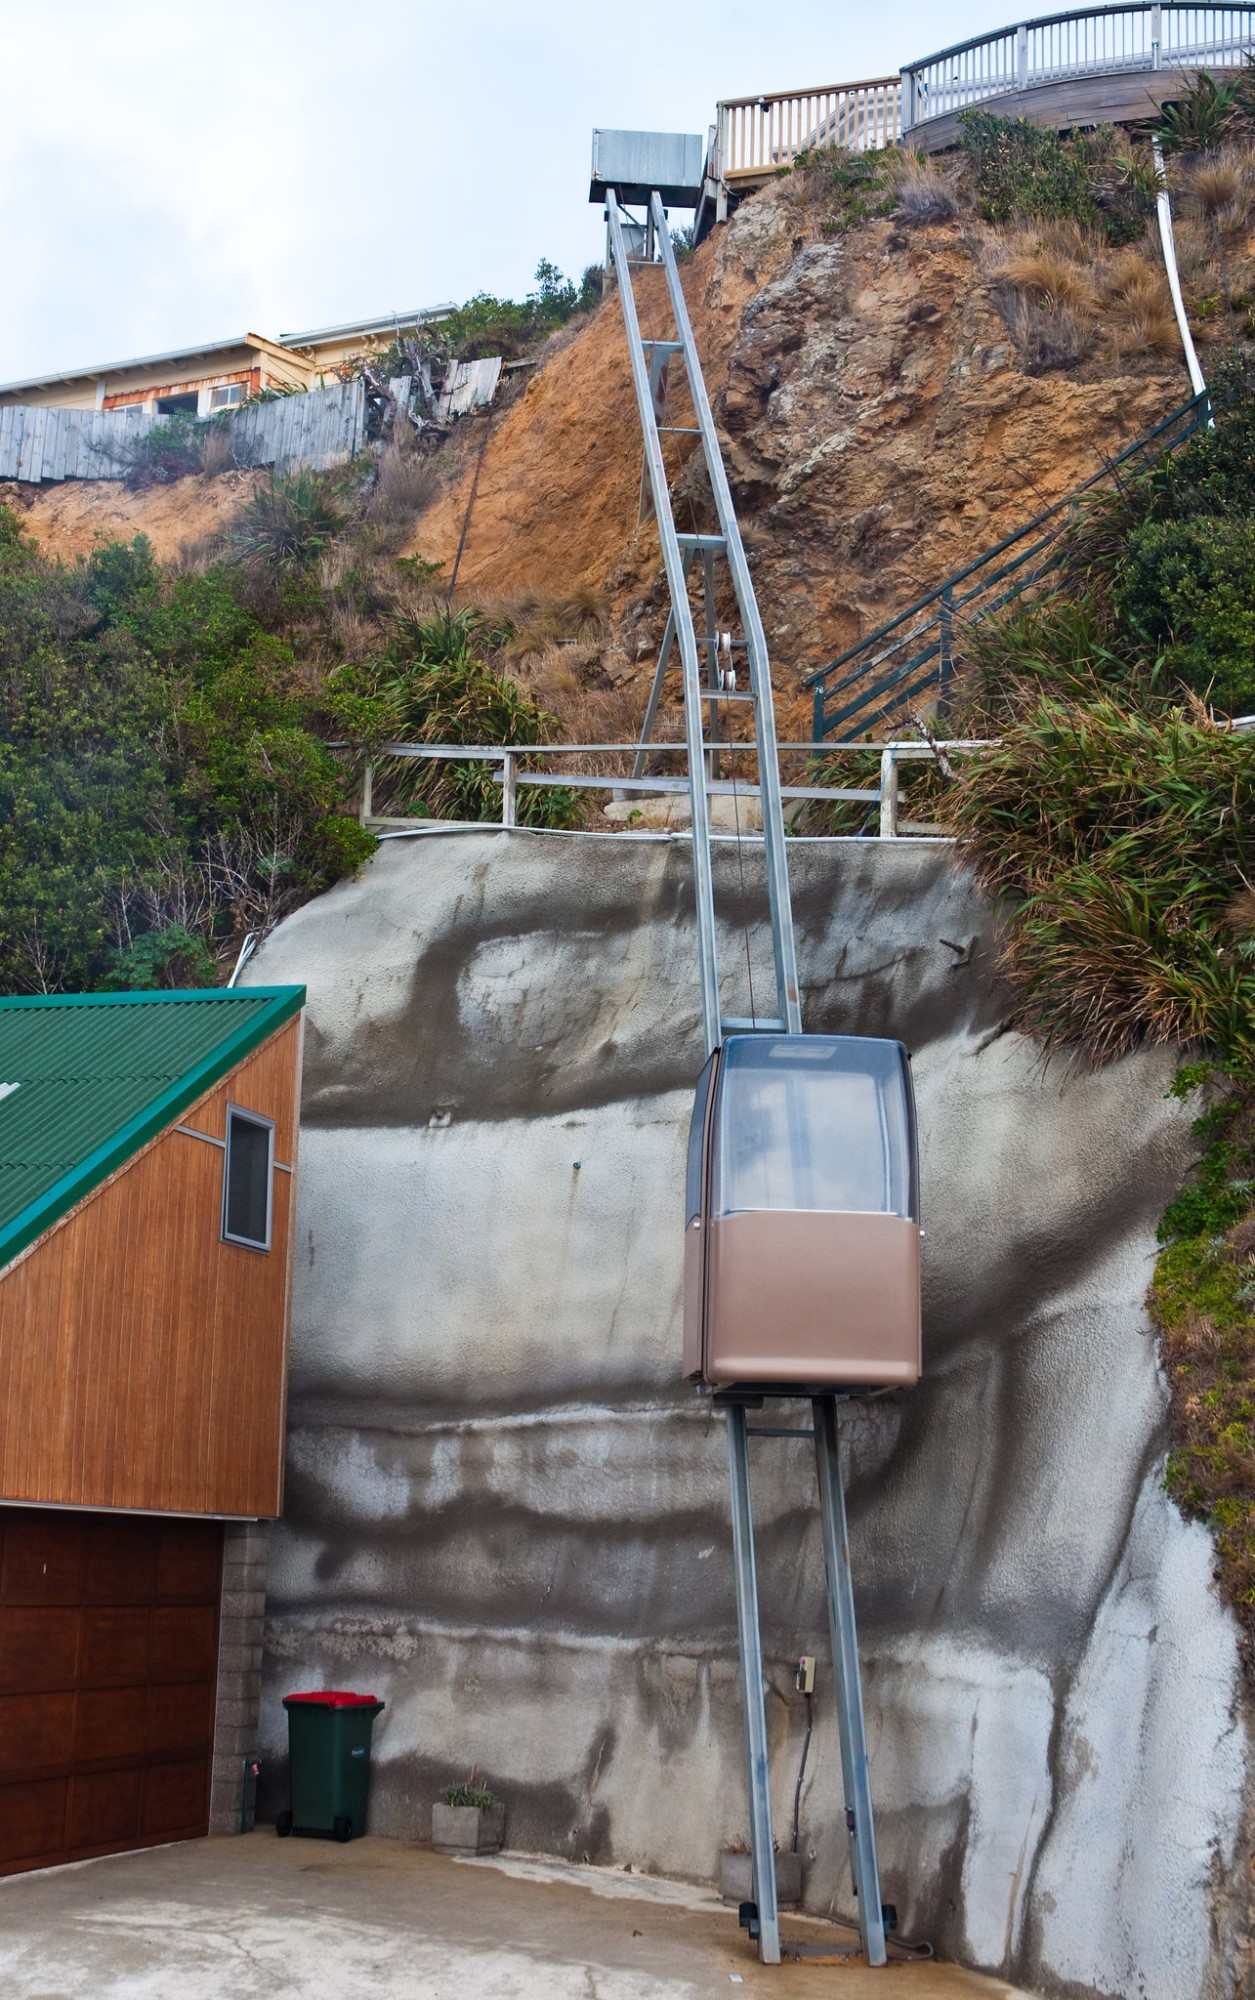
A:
[1153,139,1211,420]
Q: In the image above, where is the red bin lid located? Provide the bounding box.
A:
[283,1690,382,1707]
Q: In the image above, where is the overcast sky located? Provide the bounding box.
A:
[0,0,1015,384]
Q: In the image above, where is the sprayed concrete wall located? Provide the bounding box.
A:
[248,830,1250,2000]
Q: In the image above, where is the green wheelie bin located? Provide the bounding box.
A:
[276,1690,385,1842]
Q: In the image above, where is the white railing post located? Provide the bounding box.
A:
[361,763,373,828]
[879,750,899,839]
[502,751,517,828]
[1151,2,1162,66]
[1016,21,1029,90]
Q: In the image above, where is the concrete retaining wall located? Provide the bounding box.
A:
[248,830,1250,2000]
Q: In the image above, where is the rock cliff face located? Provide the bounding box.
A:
[248,829,1250,2000]
[408,181,1189,723]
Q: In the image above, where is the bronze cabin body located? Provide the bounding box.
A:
[683,1035,921,1390]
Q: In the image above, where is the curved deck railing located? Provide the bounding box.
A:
[903,4,1255,128]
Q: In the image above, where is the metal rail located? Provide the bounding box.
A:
[607,188,801,1050]
[805,392,1207,742]
[903,4,1255,128]
[354,740,993,838]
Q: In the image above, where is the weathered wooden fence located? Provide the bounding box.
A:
[0,379,367,485]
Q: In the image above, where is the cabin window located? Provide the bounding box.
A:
[222,1108,274,1250]
[155,392,199,416]
[713,1037,916,1221]
[208,382,246,410]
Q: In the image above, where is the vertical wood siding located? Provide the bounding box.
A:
[0,1020,301,1517]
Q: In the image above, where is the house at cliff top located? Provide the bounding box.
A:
[0,306,452,415]
[0,986,303,1878]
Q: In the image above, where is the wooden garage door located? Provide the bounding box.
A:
[0,1508,222,1875]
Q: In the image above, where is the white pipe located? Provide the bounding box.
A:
[1153,139,1211,419]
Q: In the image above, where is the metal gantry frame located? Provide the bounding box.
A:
[604,185,888,1969]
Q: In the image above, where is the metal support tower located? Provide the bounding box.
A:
[604,186,888,1968]
[605,189,800,1054]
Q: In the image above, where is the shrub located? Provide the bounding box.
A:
[112,410,210,489]
[1157,71,1242,156]
[1115,515,1255,713]
[227,473,347,574]
[0,517,374,994]
[892,159,958,225]
[327,612,585,830]
[937,697,1255,1064]
[992,286,1096,372]
[961,112,1156,242]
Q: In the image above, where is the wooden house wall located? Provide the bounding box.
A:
[0,1019,301,1519]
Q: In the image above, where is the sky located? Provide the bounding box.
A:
[0,0,1015,385]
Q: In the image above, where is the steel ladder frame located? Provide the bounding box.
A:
[604,186,888,1969]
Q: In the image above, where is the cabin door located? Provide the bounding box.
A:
[0,1507,223,1875]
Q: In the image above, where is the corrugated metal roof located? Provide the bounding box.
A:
[0,987,304,1272]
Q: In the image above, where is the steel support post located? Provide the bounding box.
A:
[726,1403,781,1965]
[607,191,721,1054]
[650,192,801,1036]
[812,1395,886,1966]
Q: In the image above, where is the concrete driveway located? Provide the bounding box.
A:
[0,1834,1038,2000]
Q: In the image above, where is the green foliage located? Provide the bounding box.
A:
[941,698,1255,1064]
[1115,515,1255,712]
[959,112,1155,242]
[968,357,1255,721]
[942,357,1255,1650]
[1156,70,1242,155]
[327,612,585,830]
[113,410,212,489]
[1151,1092,1255,1614]
[0,509,373,994]
[408,260,602,364]
[441,1780,495,1810]
[99,925,219,991]
[227,472,348,574]
[796,147,897,229]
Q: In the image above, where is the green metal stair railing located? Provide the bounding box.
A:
[805,392,1208,743]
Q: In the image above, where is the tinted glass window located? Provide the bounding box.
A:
[223,1111,272,1249]
[712,1036,916,1219]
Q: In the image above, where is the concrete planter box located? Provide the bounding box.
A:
[718,1848,802,1908]
[432,1801,505,1855]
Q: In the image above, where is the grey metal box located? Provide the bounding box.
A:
[589,129,706,208]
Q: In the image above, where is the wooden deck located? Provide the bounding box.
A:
[908,64,1198,150]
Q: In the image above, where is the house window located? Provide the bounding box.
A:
[155,392,199,416]
[208,383,246,410]
[222,1108,274,1251]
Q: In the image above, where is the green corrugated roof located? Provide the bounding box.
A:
[0,986,305,1272]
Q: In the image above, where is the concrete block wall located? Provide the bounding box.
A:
[209,1519,269,1836]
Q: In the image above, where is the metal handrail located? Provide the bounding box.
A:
[349,738,996,841]
[903,3,1255,129]
[908,0,1249,74]
[805,392,1207,741]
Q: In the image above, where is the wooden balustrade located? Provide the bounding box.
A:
[714,78,902,182]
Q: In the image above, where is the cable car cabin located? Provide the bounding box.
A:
[683,1035,921,1390]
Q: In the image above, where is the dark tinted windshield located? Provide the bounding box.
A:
[712,1036,916,1219]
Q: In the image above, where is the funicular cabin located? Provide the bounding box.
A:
[0,986,304,1876]
[684,1035,921,1389]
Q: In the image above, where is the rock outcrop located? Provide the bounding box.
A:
[248,828,1251,2000]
